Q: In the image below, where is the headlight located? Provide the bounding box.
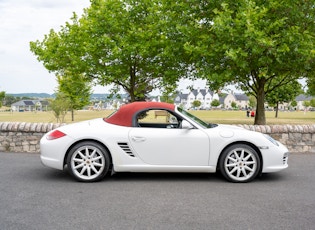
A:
[263,134,279,146]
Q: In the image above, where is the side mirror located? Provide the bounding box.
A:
[181,120,194,129]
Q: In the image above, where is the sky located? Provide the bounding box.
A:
[0,0,208,95]
[0,0,95,94]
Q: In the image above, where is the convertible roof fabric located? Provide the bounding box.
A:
[105,101,175,127]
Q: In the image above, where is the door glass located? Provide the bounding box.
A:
[137,109,179,128]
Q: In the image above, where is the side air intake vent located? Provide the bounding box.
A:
[118,142,135,157]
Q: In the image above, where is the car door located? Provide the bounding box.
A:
[128,127,210,166]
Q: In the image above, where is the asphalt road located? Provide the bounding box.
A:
[0,152,315,230]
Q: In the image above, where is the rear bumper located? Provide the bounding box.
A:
[40,134,73,170]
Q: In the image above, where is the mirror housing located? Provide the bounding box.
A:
[181,120,194,129]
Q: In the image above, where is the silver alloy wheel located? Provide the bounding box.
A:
[223,147,258,182]
[70,145,106,181]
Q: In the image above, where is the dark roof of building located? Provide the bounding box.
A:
[11,100,49,107]
[174,93,188,103]
[295,94,314,101]
[234,94,249,101]
[190,89,213,97]
[23,100,35,106]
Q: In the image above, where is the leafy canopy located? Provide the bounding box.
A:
[178,0,315,124]
[57,72,92,121]
[30,0,188,102]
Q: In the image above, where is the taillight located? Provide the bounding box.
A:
[46,130,66,140]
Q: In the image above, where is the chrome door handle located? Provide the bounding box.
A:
[132,136,146,142]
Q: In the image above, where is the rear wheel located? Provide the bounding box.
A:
[66,141,110,182]
[219,144,261,183]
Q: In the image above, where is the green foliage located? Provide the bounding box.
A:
[231,101,237,109]
[303,101,311,108]
[160,95,174,104]
[310,99,315,107]
[0,91,5,107]
[307,78,315,96]
[290,100,297,108]
[192,100,201,108]
[30,0,187,102]
[248,95,257,109]
[211,99,220,107]
[57,73,92,121]
[49,94,70,123]
[266,80,302,109]
[29,0,315,123]
[266,80,302,117]
[3,95,18,106]
[177,0,315,124]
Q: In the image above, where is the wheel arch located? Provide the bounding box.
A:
[63,139,113,168]
[216,141,263,173]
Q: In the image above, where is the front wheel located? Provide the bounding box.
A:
[66,141,111,182]
[219,144,261,183]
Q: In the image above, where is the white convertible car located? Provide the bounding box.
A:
[40,102,289,183]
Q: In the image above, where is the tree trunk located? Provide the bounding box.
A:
[254,85,266,125]
[275,101,279,118]
[71,109,74,122]
[129,90,136,102]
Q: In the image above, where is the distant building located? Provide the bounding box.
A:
[174,88,250,109]
[234,94,249,109]
[174,88,219,109]
[11,100,49,112]
[295,94,314,110]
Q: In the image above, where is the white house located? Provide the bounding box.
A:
[175,88,220,109]
[11,100,49,112]
[295,94,314,110]
[234,94,250,109]
[174,93,189,108]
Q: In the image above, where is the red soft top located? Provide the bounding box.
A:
[105,101,175,127]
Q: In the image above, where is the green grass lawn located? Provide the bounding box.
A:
[0,109,314,125]
[190,110,315,125]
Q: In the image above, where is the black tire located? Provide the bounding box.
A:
[219,144,261,183]
[66,141,111,182]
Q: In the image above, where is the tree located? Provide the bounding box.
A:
[211,99,220,108]
[192,100,201,109]
[3,95,18,106]
[306,78,315,96]
[266,80,302,117]
[290,100,297,110]
[179,0,315,124]
[303,101,311,108]
[0,91,5,107]
[57,73,92,121]
[49,93,70,123]
[30,0,187,102]
[248,95,257,109]
[231,101,237,109]
[159,90,176,103]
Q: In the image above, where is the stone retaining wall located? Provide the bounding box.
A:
[237,124,315,153]
[0,122,314,153]
[0,122,65,153]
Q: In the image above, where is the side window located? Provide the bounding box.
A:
[136,109,180,128]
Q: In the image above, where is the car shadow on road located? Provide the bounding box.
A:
[257,172,288,182]
[32,167,74,182]
[34,167,287,183]
[109,172,224,182]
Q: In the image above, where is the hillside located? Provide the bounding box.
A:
[7,93,128,100]
[7,93,54,98]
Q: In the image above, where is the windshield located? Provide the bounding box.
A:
[177,107,217,129]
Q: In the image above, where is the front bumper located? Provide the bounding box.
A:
[261,142,289,173]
